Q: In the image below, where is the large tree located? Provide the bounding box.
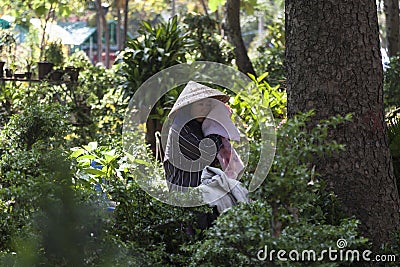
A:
[285,0,400,248]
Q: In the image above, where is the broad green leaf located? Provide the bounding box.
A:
[103,150,117,163]
[70,148,85,158]
[34,5,47,17]
[77,154,96,161]
[208,0,226,12]
[84,168,106,176]
[133,158,152,167]
[83,141,98,152]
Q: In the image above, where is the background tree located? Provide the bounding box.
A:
[285,0,400,248]
[0,0,83,59]
[384,0,400,57]
[95,0,110,67]
[223,0,256,76]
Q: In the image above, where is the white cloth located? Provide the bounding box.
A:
[202,102,244,180]
[199,166,249,213]
[202,101,240,141]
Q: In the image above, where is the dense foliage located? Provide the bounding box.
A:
[182,13,234,64]
[383,54,400,191]
[119,16,188,98]
[1,12,399,267]
[252,18,285,86]
[384,54,400,109]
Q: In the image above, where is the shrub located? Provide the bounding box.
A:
[182,13,234,64]
[185,112,366,267]
[386,108,400,192]
[0,101,70,252]
[119,15,187,98]
[70,137,212,265]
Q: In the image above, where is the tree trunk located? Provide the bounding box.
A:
[96,0,110,67]
[285,0,400,248]
[103,17,110,68]
[123,0,129,49]
[200,0,209,16]
[224,0,256,76]
[96,2,103,65]
[117,7,122,51]
[384,0,400,57]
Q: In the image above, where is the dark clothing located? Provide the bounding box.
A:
[164,119,222,188]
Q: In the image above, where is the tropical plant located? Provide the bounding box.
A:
[119,15,187,98]
[44,41,64,66]
[230,72,287,141]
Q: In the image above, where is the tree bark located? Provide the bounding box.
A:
[384,0,400,57]
[116,0,125,51]
[96,0,110,67]
[103,15,110,68]
[123,0,129,49]
[285,0,400,248]
[200,0,209,16]
[116,7,122,51]
[95,1,103,65]
[224,0,256,76]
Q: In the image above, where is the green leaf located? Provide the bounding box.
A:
[34,5,47,17]
[103,149,117,163]
[142,21,153,32]
[70,148,85,158]
[77,154,96,161]
[156,27,162,39]
[84,168,106,176]
[247,73,256,82]
[257,72,269,83]
[83,141,98,152]
[133,158,152,167]
[208,0,226,12]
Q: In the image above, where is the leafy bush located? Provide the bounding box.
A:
[63,50,127,145]
[386,108,400,192]
[185,112,366,267]
[69,137,214,266]
[0,101,70,252]
[44,41,64,66]
[119,15,187,98]
[231,73,286,140]
[384,55,400,109]
[182,13,234,64]
[0,99,151,266]
[252,18,285,86]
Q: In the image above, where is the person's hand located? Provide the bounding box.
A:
[225,103,233,115]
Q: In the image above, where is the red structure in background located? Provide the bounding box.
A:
[92,52,117,67]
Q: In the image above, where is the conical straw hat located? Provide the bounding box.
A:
[168,81,229,118]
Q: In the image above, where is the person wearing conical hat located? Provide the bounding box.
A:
[163,81,229,191]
